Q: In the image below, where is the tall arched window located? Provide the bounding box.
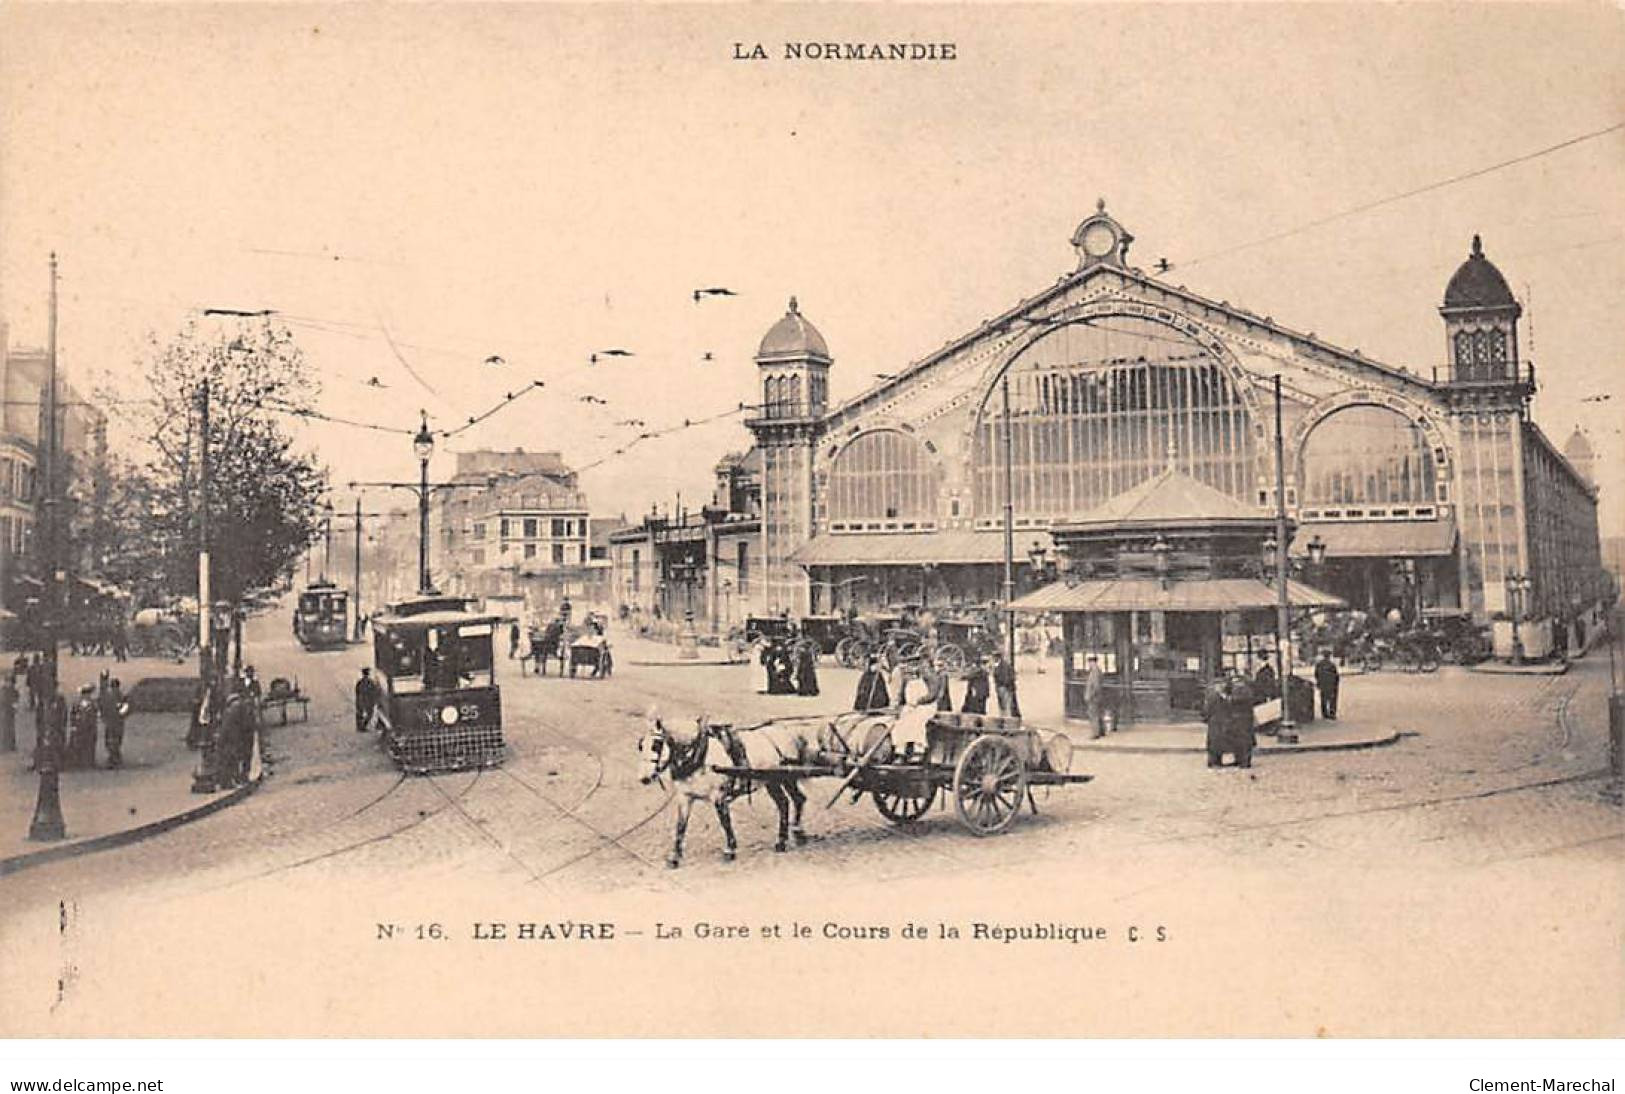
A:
[970,316,1257,522]
[827,430,939,525]
[1299,404,1436,507]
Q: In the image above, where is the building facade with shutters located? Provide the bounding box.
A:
[740,204,1608,653]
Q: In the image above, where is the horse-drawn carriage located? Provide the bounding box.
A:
[566,631,614,678]
[128,606,197,660]
[737,615,818,664]
[831,613,936,671]
[528,618,613,678]
[641,706,1092,867]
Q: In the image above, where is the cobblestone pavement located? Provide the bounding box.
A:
[1,613,1620,1036]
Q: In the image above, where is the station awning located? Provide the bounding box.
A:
[1290,520,1456,559]
[792,530,1052,566]
[1009,577,1344,613]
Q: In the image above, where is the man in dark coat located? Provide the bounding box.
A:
[0,674,17,752]
[67,684,99,770]
[764,641,795,694]
[99,679,129,768]
[355,667,381,733]
[992,650,1020,718]
[218,685,260,787]
[794,641,820,697]
[960,660,989,715]
[1253,660,1279,701]
[853,656,890,711]
[508,621,521,659]
[1204,674,1256,768]
[1313,650,1340,720]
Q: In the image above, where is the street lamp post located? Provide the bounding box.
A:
[413,412,434,595]
[1269,375,1298,744]
[1505,572,1531,665]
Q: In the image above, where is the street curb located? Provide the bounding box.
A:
[1068,728,1404,756]
[625,658,748,668]
[1468,661,1571,676]
[0,771,263,878]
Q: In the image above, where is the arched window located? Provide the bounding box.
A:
[1454,330,1473,375]
[1299,404,1436,507]
[788,375,801,415]
[827,430,939,524]
[970,316,1257,521]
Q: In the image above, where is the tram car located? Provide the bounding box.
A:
[371,595,505,773]
[293,580,350,649]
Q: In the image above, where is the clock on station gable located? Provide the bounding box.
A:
[1071,198,1133,269]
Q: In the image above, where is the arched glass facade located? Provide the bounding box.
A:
[827,429,939,525]
[1299,404,1436,507]
[971,317,1257,521]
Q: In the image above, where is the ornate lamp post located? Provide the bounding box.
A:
[1505,572,1532,665]
[1306,534,1327,569]
[412,412,435,594]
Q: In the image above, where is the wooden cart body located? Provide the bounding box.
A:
[711,711,1091,836]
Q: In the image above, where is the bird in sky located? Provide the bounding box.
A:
[693,287,738,302]
[1581,393,1612,403]
[364,376,387,388]
[1155,258,1172,274]
[579,395,608,405]
[600,348,634,357]
[701,351,715,362]
[616,418,646,427]
[484,355,506,367]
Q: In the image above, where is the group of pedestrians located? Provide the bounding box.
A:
[761,631,820,696]
[849,648,1020,718]
[2,656,129,771]
[189,665,262,791]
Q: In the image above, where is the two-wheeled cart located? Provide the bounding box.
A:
[712,711,1092,836]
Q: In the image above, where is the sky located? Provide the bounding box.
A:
[2,4,1622,534]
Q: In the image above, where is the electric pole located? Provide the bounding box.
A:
[197,378,212,684]
[39,253,60,692]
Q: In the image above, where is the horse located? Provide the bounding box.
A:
[638,708,817,868]
[527,620,568,676]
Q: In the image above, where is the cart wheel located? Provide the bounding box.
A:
[953,734,1027,836]
[873,783,936,824]
[936,643,966,675]
[795,637,820,664]
[835,637,862,668]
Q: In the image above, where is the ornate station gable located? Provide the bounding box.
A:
[815,257,1451,529]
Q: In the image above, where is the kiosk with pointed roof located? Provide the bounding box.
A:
[1011,465,1342,725]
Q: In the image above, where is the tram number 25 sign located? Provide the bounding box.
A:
[422,702,482,727]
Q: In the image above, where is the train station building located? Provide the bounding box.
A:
[738,203,1608,662]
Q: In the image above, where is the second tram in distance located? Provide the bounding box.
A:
[294,580,350,649]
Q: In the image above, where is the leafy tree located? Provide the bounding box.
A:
[108,317,328,628]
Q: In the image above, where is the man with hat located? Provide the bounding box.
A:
[68,683,100,769]
[99,678,129,769]
[355,667,381,733]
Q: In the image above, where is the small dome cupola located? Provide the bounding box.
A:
[755,296,832,420]
[1563,427,1596,487]
[1442,234,1519,314]
[1071,198,1133,270]
[756,296,831,363]
[1438,234,1522,384]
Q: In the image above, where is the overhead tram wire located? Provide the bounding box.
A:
[1176,120,1625,272]
[264,381,545,441]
